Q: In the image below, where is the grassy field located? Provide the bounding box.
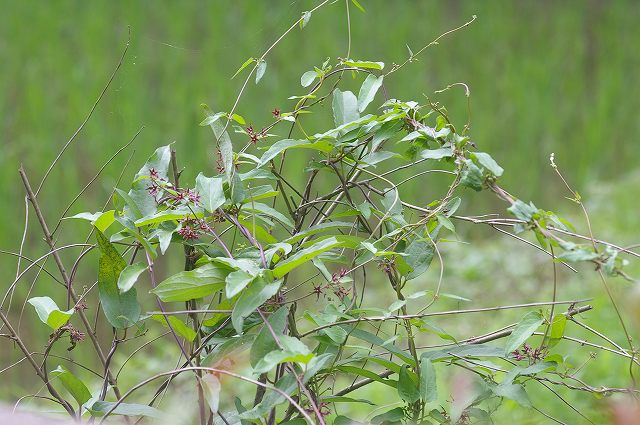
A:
[1,1,640,422]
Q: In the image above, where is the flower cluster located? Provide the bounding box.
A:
[511,343,544,362]
[177,217,210,241]
[146,167,168,201]
[312,268,352,301]
[215,147,225,174]
[304,401,331,417]
[171,188,201,205]
[377,257,396,274]
[60,324,85,351]
[246,125,268,144]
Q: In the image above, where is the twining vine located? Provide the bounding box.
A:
[1,2,637,425]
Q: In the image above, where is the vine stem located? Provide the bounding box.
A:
[300,299,590,338]
[18,166,124,400]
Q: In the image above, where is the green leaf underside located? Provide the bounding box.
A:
[117,262,147,293]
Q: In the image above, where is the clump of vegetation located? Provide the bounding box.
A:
[2,2,637,424]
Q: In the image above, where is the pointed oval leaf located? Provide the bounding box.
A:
[27,297,74,330]
[358,74,383,112]
[200,374,221,413]
[332,88,360,127]
[504,311,545,355]
[301,70,317,87]
[51,365,92,406]
[420,356,438,403]
[117,262,147,294]
[256,60,267,84]
[151,263,231,302]
[196,173,226,213]
[231,277,282,334]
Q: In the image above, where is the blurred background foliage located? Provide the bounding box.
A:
[1,1,639,423]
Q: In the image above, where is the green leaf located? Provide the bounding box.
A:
[243,202,294,229]
[404,238,435,279]
[256,60,267,84]
[358,74,383,112]
[360,151,399,166]
[420,148,453,160]
[27,296,74,330]
[301,70,317,87]
[196,173,225,212]
[285,221,354,244]
[126,145,172,220]
[117,262,147,294]
[96,230,140,328]
[420,357,437,403]
[344,60,384,70]
[549,314,567,341]
[231,276,282,334]
[335,416,365,425]
[350,0,366,13]
[336,366,397,389]
[422,344,505,361]
[151,263,231,302]
[231,113,246,125]
[460,159,484,191]
[371,408,404,425]
[322,396,375,406]
[134,208,201,227]
[250,307,288,367]
[492,383,531,407]
[332,88,360,127]
[504,311,544,355]
[348,328,415,365]
[253,336,314,373]
[273,237,350,278]
[557,247,600,262]
[257,139,333,167]
[200,374,221,413]
[225,270,255,299]
[150,314,197,342]
[300,10,312,28]
[508,200,538,221]
[66,210,115,232]
[50,366,92,406]
[232,58,255,79]
[397,366,420,403]
[202,108,234,180]
[89,401,162,418]
[238,375,296,420]
[472,152,504,177]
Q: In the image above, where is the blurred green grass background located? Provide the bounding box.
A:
[1,1,640,423]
